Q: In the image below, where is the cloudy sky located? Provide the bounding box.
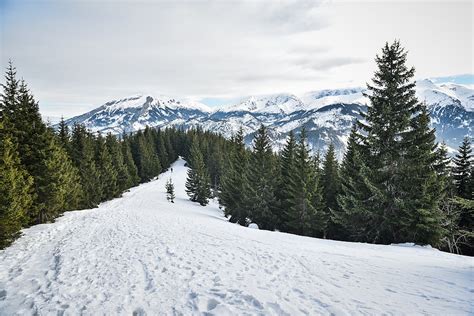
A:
[1,0,472,117]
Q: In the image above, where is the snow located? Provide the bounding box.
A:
[248,223,259,229]
[1,158,472,315]
[223,93,304,114]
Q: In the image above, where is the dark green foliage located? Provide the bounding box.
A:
[132,130,162,182]
[452,137,472,199]
[36,129,83,222]
[219,128,251,225]
[0,120,33,248]
[284,128,325,237]
[121,134,140,188]
[70,124,102,208]
[396,104,445,245]
[246,125,278,230]
[322,143,341,238]
[185,140,211,206]
[335,126,374,241]
[352,41,445,245]
[166,178,175,203]
[275,131,297,230]
[95,134,119,200]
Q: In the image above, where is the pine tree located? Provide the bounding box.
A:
[121,134,140,188]
[285,128,325,237]
[356,40,444,244]
[185,140,211,206]
[322,143,341,238]
[37,130,83,222]
[156,130,170,170]
[57,116,71,152]
[0,61,18,121]
[70,124,102,208]
[95,133,119,200]
[105,133,129,193]
[133,131,161,182]
[166,178,175,203]
[452,137,472,199]
[0,120,33,248]
[246,125,277,230]
[397,104,445,245]
[275,131,297,230]
[219,128,250,225]
[334,125,374,241]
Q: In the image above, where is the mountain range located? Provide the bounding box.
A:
[63,79,473,154]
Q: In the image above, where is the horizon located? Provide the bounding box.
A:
[1,0,472,118]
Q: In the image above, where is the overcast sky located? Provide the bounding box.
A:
[1,0,472,117]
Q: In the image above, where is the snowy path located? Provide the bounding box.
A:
[1,159,473,315]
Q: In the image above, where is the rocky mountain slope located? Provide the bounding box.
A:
[63,80,473,153]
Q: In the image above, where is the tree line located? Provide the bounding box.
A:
[0,62,233,248]
[184,41,473,255]
[2,41,472,255]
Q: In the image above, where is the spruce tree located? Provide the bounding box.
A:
[70,124,102,208]
[285,128,325,237]
[133,131,161,182]
[0,120,33,248]
[121,134,140,188]
[185,140,211,206]
[37,130,83,222]
[397,104,445,245]
[322,143,341,238]
[275,131,297,230]
[57,116,71,152]
[105,133,129,193]
[166,178,175,203]
[334,125,374,241]
[219,128,250,224]
[357,40,444,244]
[95,133,119,200]
[246,125,277,230]
[452,137,472,199]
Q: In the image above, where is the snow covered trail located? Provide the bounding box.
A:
[1,159,473,315]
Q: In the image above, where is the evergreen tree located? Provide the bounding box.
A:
[334,125,374,241]
[246,125,277,230]
[166,178,175,203]
[95,133,119,200]
[57,116,71,152]
[133,131,162,182]
[37,130,83,222]
[322,143,341,238]
[219,128,250,225]
[357,40,444,244]
[70,124,102,208]
[275,131,297,230]
[397,104,445,245]
[285,128,325,237]
[185,140,211,206]
[105,133,129,193]
[156,130,170,170]
[0,120,33,248]
[121,134,140,188]
[0,61,18,121]
[452,137,472,199]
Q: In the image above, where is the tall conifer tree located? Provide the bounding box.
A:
[246,125,277,230]
[219,128,250,224]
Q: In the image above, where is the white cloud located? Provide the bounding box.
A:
[1,0,472,117]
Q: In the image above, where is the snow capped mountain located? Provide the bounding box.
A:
[65,94,210,134]
[222,93,305,114]
[299,87,368,110]
[63,80,473,154]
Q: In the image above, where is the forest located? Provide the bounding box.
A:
[1,41,472,255]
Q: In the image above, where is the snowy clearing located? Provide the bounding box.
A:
[1,159,473,315]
